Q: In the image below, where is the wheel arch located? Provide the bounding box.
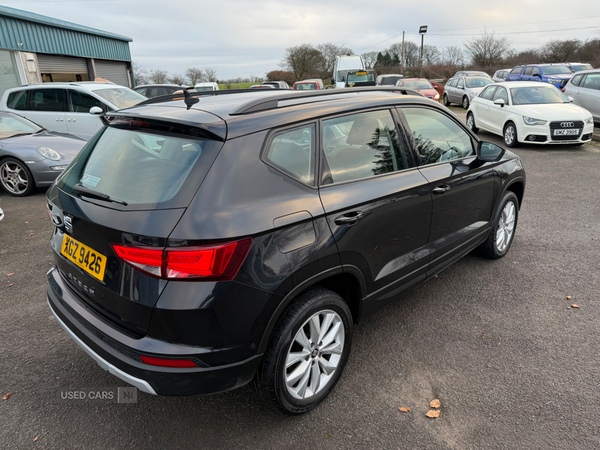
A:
[505,178,525,210]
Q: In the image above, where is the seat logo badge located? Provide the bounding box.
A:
[561,122,574,128]
[64,216,73,233]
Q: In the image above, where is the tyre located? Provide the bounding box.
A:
[466,112,479,133]
[462,96,470,109]
[443,94,450,106]
[256,287,353,415]
[503,122,519,148]
[479,191,519,259]
[0,158,36,197]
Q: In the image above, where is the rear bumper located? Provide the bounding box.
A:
[47,267,262,396]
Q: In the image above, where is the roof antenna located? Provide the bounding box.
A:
[183,90,199,110]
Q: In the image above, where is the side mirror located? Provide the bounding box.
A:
[533,73,540,77]
[477,141,505,162]
[568,96,574,103]
[89,106,103,115]
[493,98,505,107]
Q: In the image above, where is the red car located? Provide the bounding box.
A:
[292,80,322,90]
[397,78,440,101]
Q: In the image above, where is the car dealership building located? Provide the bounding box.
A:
[0,6,134,99]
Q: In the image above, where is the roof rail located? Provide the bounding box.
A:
[229,86,424,115]
[136,88,288,107]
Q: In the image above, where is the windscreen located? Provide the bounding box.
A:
[92,88,146,109]
[465,78,493,88]
[57,125,222,208]
[0,113,42,139]
[570,64,593,72]
[510,86,568,105]
[540,65,571,75]
[402,80,433,90]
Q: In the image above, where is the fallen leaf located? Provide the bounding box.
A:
[430,399,441,408]
[566,296,572,300]
[8,284,13,287]
[482,332,485,339]
[33,437,38,442]
[426,409,440,418]
[2,393,11,400]
[7,273,14,276]
[29,233,34,237]
[571,304,580,309]
[25,221,28,224]
[398,407,411,412]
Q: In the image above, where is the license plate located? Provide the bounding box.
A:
[553,129,579,136]
[61,234,107,281]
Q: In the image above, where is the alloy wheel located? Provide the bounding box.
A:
[285,310,345,400]
[467,114,474,130]
[496,200,516,253]
[0,161,29,195]
[504,125,515,146]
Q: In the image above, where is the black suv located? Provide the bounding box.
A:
[46,87,525,414]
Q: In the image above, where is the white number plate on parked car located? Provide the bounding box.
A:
[553,129,579,136]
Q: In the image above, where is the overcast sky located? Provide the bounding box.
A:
[6,0,600,80]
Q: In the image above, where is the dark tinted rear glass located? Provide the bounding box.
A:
[380,76,402,85]
[57,125,223,209]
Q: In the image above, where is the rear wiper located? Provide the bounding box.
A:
[73,184,128,206]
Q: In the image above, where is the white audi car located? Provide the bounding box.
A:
[466,81,594,147]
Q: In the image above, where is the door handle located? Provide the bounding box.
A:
[56,118,64,122]
[432,185,450,195]
[334,211,364,226]
[67,119,76,122]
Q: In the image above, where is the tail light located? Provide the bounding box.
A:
[111,238,252,281]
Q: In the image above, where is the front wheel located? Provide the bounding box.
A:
[503,122,519,148]
[466,112,479,133]
[256,287,353,415]
[0,158,36,196]
[462,96,470,109]
[479,191,519,259]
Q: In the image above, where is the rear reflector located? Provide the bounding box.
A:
[111,238,252,281]
[140,355,198,368]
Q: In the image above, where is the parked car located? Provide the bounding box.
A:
[563,69,600,124]
[466,81,594,147]
[505,64,573,88]
[396,78,439,101]
[46,87,525,415]
[443,76,493,109]
[345,69,376,87]
[292,80,323,90]
[453,71,491,79]
[262,81,290,89]
[565,63,593,73]
[0,82,146,135]
[0,111,88,196]
[134,84,191,98]
[194,82,220,91]
[249,84,276,89]
[376,74,404,86]
[332,55,366,88]
[492,69,512,83]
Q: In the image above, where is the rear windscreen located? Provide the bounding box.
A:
[57,125,223,209]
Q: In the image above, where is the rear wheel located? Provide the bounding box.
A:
[443,94,450,106]
[466,112,479,133]
[462,96,470,109]
[503,122,519,148]
[256,287,353,415]
[0,158,36,197]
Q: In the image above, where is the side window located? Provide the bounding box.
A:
[532,67,541,77]
[264,123,315,185]
[7,90,27,110]
[402,107,474,165]
[510,67,522,75]
[481,86,496,100]
[523,67,533,76]
[321,110,409,184]
[570,74,583,86]
[581,74,600,90]
[492,87,509,103]
[456,79,464,89]
[29,89,66,112]
[134,88,147,96]
[68,90,103,113]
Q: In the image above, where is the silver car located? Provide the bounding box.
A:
[492,68,512,83]
[563,69,600,124]
[443,76,494,109]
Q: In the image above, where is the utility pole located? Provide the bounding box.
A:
[401,31,405,75]
[419,25,428,78]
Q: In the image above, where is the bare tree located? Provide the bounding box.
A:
[442,46,464,66]
[361,51,378,69]
[317,43,354,73]
[541,39,581,62]
[204,67,218,82]
[185,67,205,85]
[402,42,420,67]
[148,69,169,84]
[423,45,441,66]
[464,31,510,69]
[132,61,149,85]
[281,44,325,80]
[169,74,186,85]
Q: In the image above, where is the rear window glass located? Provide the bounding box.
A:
[57,126,222,209]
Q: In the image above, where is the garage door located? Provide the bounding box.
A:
[95,60,131,87]
[37,54,89,74]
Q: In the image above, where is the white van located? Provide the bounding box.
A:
[332,55,366,89]
[194,82,219,91]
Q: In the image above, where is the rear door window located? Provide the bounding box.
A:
[581,74,600,90]
[29,89,67,111]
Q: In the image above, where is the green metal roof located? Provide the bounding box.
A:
[0,6,132,61]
